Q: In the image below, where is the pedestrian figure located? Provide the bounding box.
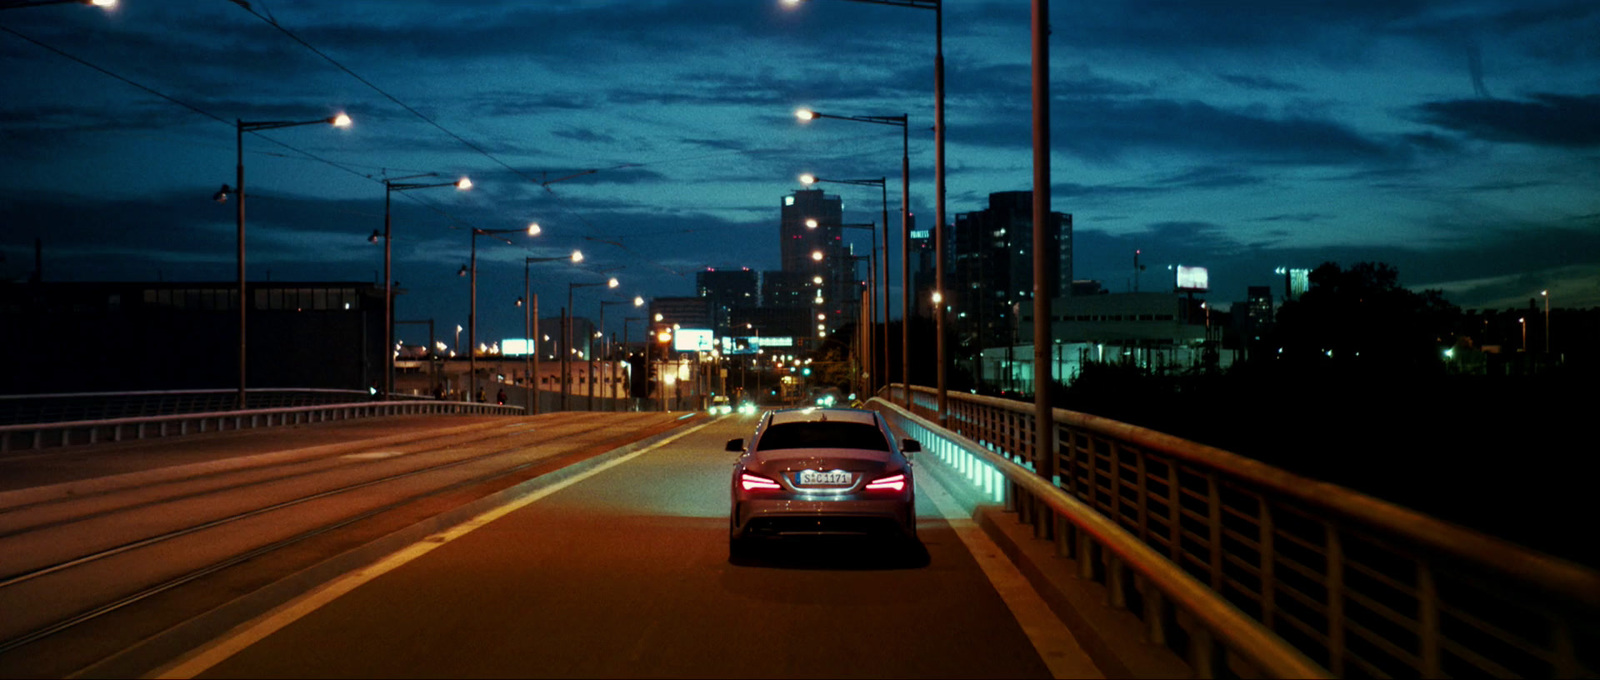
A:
[496,388,507,405]
[476,387,486,403]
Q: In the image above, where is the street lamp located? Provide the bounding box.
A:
[783,0,945,424]
[1541,290,1550,355]
[797,109,910,405]
[214,112,350,408]
[799,174,890,396]
[378,173,471,397]
[566,276,620,410]
[521,249,583,414]
[0,0,115,9]
[598,296,644,409]
[457,224,538,402]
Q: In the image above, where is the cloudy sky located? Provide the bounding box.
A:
[2,0,1597,349]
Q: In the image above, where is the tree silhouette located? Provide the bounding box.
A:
[1268,262,1459,374]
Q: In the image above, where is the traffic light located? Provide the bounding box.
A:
[801,367,811,376]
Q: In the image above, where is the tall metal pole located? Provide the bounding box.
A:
[900,119,911,407]
[468,229,478,402]
[235,121,247,409]
[592,303,602,409]
[934,1,948,427]
[880,181,890,401]
[383,187,393,398]
[1031,0,1056,531]
[531,295,540,412]
[561,304,570,411]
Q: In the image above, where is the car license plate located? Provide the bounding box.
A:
[798,469,852,486]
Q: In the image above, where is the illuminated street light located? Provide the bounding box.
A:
[796,108,910,404]
[811,250,824,262]
[1,0,116,9]
[1541,290,1550,354]
[597,295,645,410]
[566,276,623,410]
[217,112,351,408]
[784,0,945,423]
[522,249,584,414]
[379,172,470,397]
[461,225,536,402]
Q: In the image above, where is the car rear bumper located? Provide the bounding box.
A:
[733,498,913,539]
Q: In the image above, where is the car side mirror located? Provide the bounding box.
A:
[902,439,921,453]
[726,438,744,453]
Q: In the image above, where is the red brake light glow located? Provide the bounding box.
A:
[865,473,905,492]
[740,473,782,491]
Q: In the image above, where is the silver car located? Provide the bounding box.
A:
[727,407,921,556]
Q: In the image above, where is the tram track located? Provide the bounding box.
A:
[0,411,693,676]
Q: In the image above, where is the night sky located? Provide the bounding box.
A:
[3,0,1597,351]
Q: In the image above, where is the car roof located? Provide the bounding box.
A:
[765,407,879,426]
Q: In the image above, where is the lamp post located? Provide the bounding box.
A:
[800,174,889,396]
[519,249,583,414]
[566,277,620,410]
[796,109,909,404]
[214,112,350,409]
[1541,290,1550,355]
[623,315,646,411]
[599,297,644,409]
[457,224,537,402]
[379,174,471,397]
[783,0,944,420]
[0,0,115,9]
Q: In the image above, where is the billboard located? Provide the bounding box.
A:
[502,338,532,356]
[1175,265,1209,292]
[672,328,715,352]
[720,336,758,355]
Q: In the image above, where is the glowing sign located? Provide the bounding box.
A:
[910,230,931,240]
[1175,265,1209,292]
[673,328,715,352]
[750,336,794,347]
[502,338,532,356]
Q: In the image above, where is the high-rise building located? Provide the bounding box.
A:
[775,189,860,341]
[695,267,757,336]
[951,191,1071,352]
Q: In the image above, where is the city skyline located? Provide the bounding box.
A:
[3,0,1597,350]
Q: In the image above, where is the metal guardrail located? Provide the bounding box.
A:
[883,384,1599,678]
[0,388,436,426]
[0,400,524,453]
[871,396,1329,678]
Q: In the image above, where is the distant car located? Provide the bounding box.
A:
[727,407,921,556]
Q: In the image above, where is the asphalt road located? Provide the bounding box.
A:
[170,414,1094,679]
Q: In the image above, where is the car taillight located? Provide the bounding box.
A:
[865,473,905,492]
[740,472,782,491]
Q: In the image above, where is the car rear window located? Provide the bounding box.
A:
[755,422,890,452]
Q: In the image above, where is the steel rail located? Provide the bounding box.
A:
[884,384,1600,678]
[0,400,524,453]
[872,396,1331,678]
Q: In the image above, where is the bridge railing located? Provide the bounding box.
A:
[881,384,1599,678]
[0,399,524,453]
[0,388,436,426]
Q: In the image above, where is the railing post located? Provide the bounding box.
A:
[1418,560,1441,677]
[1325,524,1346,677]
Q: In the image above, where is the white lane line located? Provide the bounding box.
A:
[916,465,1104,680]
[152,420,716,680]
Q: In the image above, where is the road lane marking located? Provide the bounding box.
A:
[151,419,717,680]
[917,465,1104,680]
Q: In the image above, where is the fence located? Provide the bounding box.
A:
[884,384,1599,678]
[0,399,523,453]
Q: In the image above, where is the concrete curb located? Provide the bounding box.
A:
[917,445,1190,679]
[70,416,702,680]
